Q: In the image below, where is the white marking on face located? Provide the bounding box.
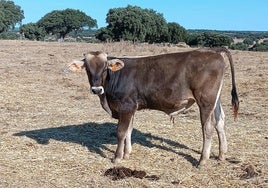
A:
[85,52,108,62]
[98,53,108,62]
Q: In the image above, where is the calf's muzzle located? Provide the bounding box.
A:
[91,86,104,95]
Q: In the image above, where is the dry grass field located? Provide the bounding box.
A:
[0,40,267,187]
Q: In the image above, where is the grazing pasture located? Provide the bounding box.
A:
[0,40,267,187]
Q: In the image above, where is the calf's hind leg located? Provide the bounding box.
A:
[198,105,215,166]
[214,99,227,161]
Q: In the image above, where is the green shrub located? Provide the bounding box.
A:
[243,37,255,45]
[0,32,20,40]
[20,23,46,41]
[250,40,268,52]
[230,42,248,51]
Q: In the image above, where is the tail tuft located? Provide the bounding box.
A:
[231,87,239,119]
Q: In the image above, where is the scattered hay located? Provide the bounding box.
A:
[226,157,242,164]
[145,175,160,181]
[171,180,181,185]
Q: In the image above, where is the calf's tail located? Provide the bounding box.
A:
[224,49,239,119]
[215,47,239,119]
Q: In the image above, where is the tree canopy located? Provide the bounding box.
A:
[37,8,97,39]
[96,5,187,43]
[96,5,188,43]
[20,23,46,41]
[0,0,24,32]
[167,22,187,44]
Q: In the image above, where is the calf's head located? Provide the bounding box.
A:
[68,51,124,95]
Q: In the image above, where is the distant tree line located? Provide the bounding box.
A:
[186,32,233,47]
[249,40,268,51]
[189,30,268,51]
[0,1,268,51]
[188,29,268,40]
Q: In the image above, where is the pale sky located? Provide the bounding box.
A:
[13,0,268,31]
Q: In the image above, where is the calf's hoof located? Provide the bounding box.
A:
[112,157,122,164]
[219,153,226,161]
[123,154,130,160]
[198,159,207,167]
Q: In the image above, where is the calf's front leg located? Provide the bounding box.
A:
[112,112,133,163]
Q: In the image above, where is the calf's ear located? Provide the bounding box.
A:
[68,60,85,72]
[107,59,124,72]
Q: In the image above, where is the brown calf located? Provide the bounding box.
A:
[69,48,239,166]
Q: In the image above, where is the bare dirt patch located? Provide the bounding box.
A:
[0,40,267,187]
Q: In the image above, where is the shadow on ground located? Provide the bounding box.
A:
[14,122,200,166]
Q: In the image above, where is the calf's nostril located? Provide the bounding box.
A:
[91,88,97,94]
